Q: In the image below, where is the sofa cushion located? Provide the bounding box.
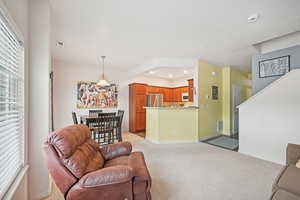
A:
[273,165,300,196]
[271,190,300,200]
[48,124,105,178]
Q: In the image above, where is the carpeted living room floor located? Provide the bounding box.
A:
[46,133,282,200]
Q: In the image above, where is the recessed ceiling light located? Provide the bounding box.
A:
[248,13,259,23]
[183,70,188,75]
[168,74,173,78]
[149,71,155,74]
[57,41,64,47]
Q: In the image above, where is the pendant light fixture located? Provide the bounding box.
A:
[97,56,110,87]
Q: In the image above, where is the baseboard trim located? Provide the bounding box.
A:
[145,139,199,144]
[199,134,221,142]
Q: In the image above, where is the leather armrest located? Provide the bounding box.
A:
[100,142,132,160]
[287,143,300,165]
[79,166,133,188]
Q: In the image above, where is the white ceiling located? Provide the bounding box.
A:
[143,67,194,81]
[51,0,300,73]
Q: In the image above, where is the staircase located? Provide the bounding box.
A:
[238,69,300,164]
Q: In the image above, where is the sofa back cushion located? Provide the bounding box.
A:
[47,124,105,178]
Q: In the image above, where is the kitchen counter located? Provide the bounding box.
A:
[145,107,199,143]
[144,106,199,110]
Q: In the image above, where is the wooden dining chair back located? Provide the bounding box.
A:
[98,112,116,118]
[117,110,125,141]
[72,112,78,124]
[93,116,116,144]
[85,117,101,142]
[89,110,103,116]
[117,110,125,122]
[114,115,122,142]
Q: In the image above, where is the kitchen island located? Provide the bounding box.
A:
[145,107,199,143]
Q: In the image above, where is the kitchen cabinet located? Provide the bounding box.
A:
[161,88,168,102]
[147,86,160,94]
[173,88,182,102]
[136,112,146,131]
[129,83,147,132]
[129,82,191,132]
[171,87,189,102]
[188,79,194,102]
[163,88,173,102]
[181,87,189,93]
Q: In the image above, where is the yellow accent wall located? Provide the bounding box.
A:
[146,108,199,143]
[222,67,231,134]
[198,61,223,139]
[145,60,252,143]
[222,68,252,134]
[198,61,252,138]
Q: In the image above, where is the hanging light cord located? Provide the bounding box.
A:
[101,56,105,79]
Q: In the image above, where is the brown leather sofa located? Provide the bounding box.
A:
[271,143,300,200]
[43,124,151,200]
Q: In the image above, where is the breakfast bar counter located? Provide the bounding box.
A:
[145,107,199,143]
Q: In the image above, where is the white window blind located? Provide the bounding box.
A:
[0,11,24,199]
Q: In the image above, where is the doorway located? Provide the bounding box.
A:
[232,85,242,139]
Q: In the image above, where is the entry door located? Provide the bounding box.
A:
[232,85,242,135]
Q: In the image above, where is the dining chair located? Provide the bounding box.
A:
[86,116,116,145]
[72,112,78,124]
[94,116,116,145]
[98,112,116,118]
[89,109,103,116]
[117,110,125,141]
[85,117,98,140]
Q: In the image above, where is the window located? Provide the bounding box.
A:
[0,11,24,198]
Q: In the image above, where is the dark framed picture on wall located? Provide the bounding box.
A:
[212,86,219,100]
[259,55,290,78]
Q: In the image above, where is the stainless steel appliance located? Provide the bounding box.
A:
[182,92,189,102]
[146,94,163,107]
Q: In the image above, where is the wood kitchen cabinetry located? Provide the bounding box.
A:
[147,86,160,94]
[163,88,173,102]
[173,88,181,102]
[172,87,188,102]
[129,83,147,132]
[129,80,193,132]
[188,79,194,102]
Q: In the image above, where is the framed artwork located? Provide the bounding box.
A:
[259,55,290,78]
[212,86,219,100]
[77,81,118,109]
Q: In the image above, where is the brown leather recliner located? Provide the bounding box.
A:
[43,124,151,200]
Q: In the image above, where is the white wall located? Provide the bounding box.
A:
[252,45,300,94]
[256,31,300,54]
[53,61,130,132]
[131,75,173,87]
[28,0,51,199]
[131,75,191,88]
[1,0,51,199]
[171,78,189,87]
[1,0,29,199]
[239,69,300,164]
[53,60,197,134]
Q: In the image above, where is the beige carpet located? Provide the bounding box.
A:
[45,133,282,200]
[124,133,282,200]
